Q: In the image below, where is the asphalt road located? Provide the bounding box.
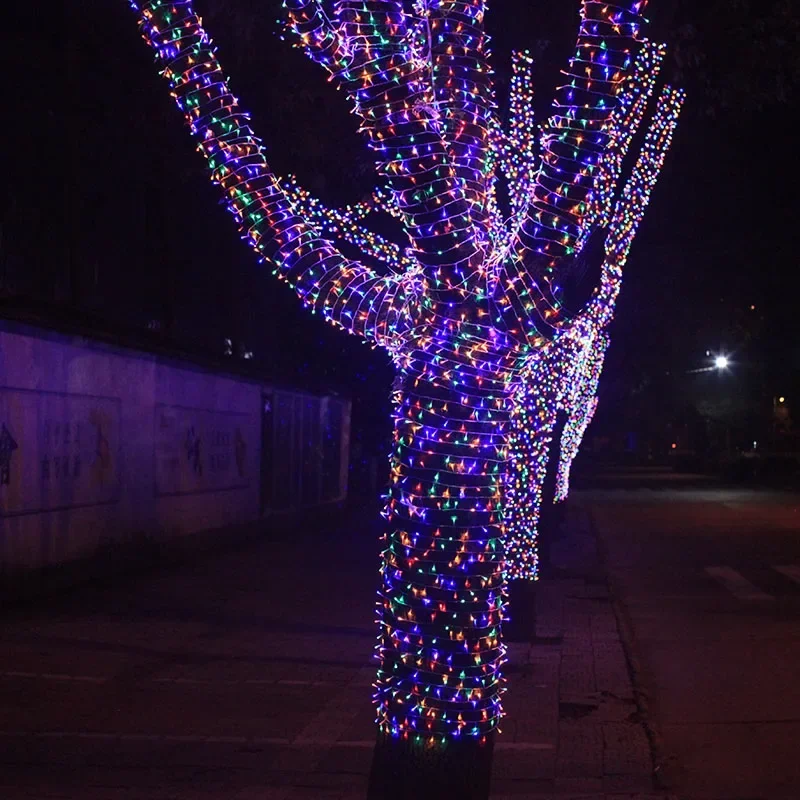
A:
[583,470,800,800]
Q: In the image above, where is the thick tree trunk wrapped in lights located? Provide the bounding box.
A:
[128,0,683,765]
[377,356,512,739]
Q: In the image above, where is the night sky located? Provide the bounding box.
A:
[3,0,798,455]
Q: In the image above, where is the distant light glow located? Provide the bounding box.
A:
[714,355,730,370]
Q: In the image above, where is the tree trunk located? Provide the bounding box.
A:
[373,354,510,775]
[371,354,510,796]
[368,728,494,800]
[538,409,568,576]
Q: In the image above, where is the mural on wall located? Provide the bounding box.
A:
[154,404,251,496]
[0,388,121,516]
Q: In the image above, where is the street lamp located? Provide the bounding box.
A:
[714,355,730,370]
[687,352,732,375]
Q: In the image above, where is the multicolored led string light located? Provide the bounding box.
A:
[554,327,606,503]
[581,38,665,244]
[280,176,415,272]
[505,81,685,579]
[128,0,679,742]
[505,346,560,581]
[521,1,647,261]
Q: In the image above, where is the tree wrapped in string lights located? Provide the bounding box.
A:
[505,39,684,579]
[128,0,682,748]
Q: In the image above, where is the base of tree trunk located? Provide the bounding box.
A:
[539,498,568,578]
[503,578,538,642]
[367,730,495,800]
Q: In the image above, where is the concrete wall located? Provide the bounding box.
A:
[0,320,264,572]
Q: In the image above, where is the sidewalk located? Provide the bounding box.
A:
[494,502,664,799]
[0,503,667,799]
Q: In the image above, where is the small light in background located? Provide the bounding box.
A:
[779,396,786,404]
[714,355,729,370]
[671,442,678,450]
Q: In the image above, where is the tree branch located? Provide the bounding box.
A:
[283,0,349,71]
[520,1,651,264]
[504,82,684,578]
[286,0,485,304]
[502,50,539,225]
[421,1,494,241]
[581,39,666,240]
[130,0,412,345]
[482,50,539,269]
[280,176,416,273]
[601,83,685,304]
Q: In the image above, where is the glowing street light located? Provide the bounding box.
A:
[714,355,730,370]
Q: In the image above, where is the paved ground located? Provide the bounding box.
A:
[0,503,664,799]
[586,474,800,800]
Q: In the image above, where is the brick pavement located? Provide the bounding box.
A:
[0,504,670,799]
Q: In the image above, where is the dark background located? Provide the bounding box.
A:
[2,0,798,467]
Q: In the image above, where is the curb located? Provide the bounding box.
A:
[585,505,680,798]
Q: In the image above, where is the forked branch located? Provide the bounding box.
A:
[131,0,412,344]
[286,1,485,301]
